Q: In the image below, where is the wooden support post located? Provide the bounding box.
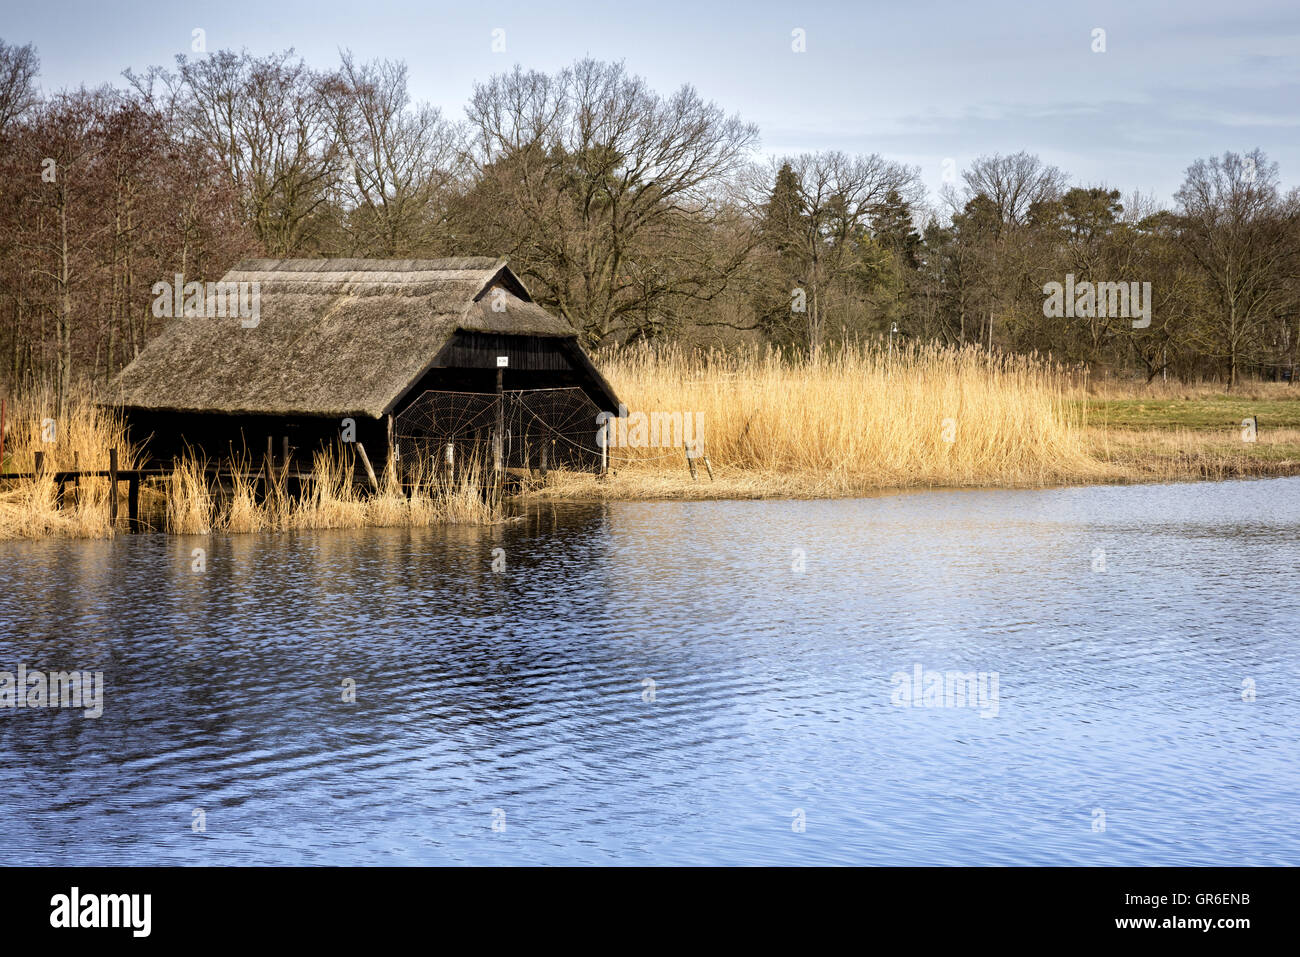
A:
[282,435,290,475]
[687,440,713,481]
[539,440,548,482]
[355,442,380,493]
[495,366,505,476]
[109,447,118,527]
[385,414,396,485]
[492,431,503,476]
[444,442,455,484]
[128,474,140,530]
[73,450,80,503]
[33,449,44,475]
[684,440,698,482]
[215,465,229,513]
[265,435,274,497]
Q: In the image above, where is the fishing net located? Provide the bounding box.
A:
[394,388,604,473]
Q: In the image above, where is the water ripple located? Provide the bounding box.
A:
[1,477,1298,864]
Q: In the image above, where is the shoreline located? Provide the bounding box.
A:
[518,457,1300,505]
[5,434,1296,543]
[518,423,1300,503]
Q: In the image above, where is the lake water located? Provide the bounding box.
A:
[1,477,1297,865]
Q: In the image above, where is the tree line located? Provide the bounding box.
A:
[2,38,1297,412]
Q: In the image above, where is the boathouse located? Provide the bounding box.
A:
[103,258,620,470]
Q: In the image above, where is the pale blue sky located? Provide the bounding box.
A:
[7,0,1298,205]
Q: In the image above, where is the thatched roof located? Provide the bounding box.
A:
[105,258,618,417]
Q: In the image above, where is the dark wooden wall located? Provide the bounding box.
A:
[433,332,576,372]
[420,332,618,411]
[123,409,386,472]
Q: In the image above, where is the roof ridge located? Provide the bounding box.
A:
[230,257,504,273]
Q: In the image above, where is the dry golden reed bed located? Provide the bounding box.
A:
[564,342,1105,498]
[0,394,502,540]
[0,393,135,539]
[3,343,1296,538]
[159,449,502,536]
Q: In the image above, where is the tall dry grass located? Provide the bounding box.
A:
[163,446,505,533]
[0,393,503,539]
[0,392,138,539]
[583,341,1102,494]
[164,453,215,534]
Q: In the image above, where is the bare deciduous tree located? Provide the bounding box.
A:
[321,52,465,256]
[164,49,341,255]
[456,59,759,344]
[1176,150,1298,387]
[0,39,39,134]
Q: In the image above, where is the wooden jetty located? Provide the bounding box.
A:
[0,448,149,530]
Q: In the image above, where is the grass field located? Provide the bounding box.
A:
[1067,389,1300,481]
[1082,397,1300,431]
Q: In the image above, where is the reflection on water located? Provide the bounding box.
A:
[1,477,1298,864]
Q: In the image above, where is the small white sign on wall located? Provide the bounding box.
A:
[497,356,509,367]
